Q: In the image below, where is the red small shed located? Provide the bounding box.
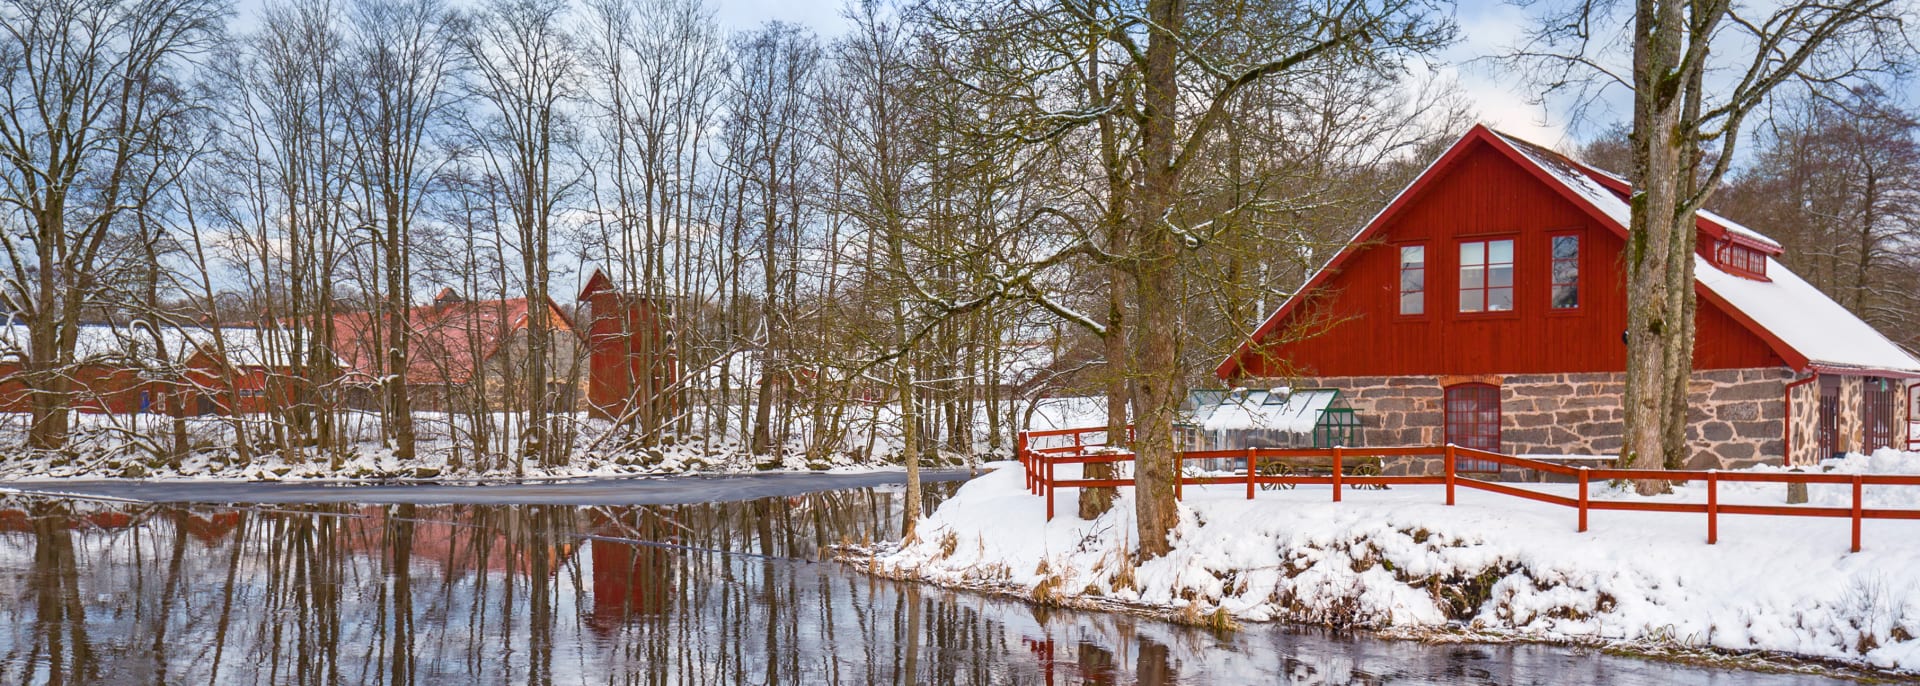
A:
[578,268,678,425]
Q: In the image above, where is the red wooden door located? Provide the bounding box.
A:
[1818,378,1840,459]
[1864,378,1897,452]
[1445,383,1501,472]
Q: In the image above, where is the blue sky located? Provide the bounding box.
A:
[698,0,1605,148]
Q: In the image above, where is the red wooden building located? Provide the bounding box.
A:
[1217,126,1919,470]
[577,268,678,424]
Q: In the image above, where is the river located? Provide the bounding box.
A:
[0,476,1857,684]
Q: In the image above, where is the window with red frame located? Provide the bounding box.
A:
[1445,383,1502,472]
[1550,234,1580,309]
[1398,245,1426,315]
[1458,239,1514,313]
[1713,241,1768,278]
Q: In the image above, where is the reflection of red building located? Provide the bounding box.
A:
[588,508,674,630]
[0,506,140,532]
[339,506,577,576]
[179,511,245,544]
[578,269,677,423]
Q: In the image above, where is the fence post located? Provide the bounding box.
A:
[1851,474,1863,553]
[1444,445,1456,506]
[1246,447,1257,500]
[1046,456,1056,521]
[1577,466,1589,533]
[1175,451,1184,501]
[1019,432,1031,493]
[1332,445,1343,502]
[1707,470,1718,545]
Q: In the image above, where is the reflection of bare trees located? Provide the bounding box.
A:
[0,484,1223,684]
[30,503,96,684]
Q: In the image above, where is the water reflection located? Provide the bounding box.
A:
[0,488,1860,685]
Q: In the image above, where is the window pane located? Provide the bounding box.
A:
[1489,239,1513,264]
[1460,241,1483,265]
[1401,292,1423,315]
[1553,284,1579,309]
[1461,265,1484,290]
[1489,287,1514,311]
[1460,289,1483,312]
[1552,260,1578,285]
[1552,235,1579,260]
[1489,265,1513,288]
[1401,245,1424,267]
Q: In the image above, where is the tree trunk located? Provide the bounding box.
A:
[1129,0,1185,558]
[1620,0,1689,492]
[1079,266,1126,520]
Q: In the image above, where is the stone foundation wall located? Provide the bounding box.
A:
[1271,368,1792,471]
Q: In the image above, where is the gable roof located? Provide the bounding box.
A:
[329,296,577,385]
[1217,124,1920,380]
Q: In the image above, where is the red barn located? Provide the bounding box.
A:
[1217,126,1920,470]
[326,291,582,412]
[577,268,677,424]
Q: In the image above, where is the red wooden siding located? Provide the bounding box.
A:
[0,363,162,414]
[580,270,679,422]
[1235,140,1783,379]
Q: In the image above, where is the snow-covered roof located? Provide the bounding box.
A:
[1218,125,1920,378]
[1184,387,1341,434]
[1491,130,1916,374]
[1695,255,1920,374]
[0,321,327,369]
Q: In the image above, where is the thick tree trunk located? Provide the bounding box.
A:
[1622,0,1693,490]
[1129,0,1184,558]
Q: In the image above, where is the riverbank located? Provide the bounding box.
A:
[0,398,1110,481]
[864,452,1920,675]
[0,468,977,505]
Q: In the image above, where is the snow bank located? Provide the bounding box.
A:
[0,397,1105,481]
[874,453,1920,672]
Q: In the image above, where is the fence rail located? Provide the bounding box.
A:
[1016,425,1920,552]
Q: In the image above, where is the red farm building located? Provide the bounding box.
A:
[325,289,583,412]
[1216,125,1920,470]
[577,268,678,424]
[0,323,193,415]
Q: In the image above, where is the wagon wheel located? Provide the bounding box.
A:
[1258,462,1295,491]
[1351,461,1387,490]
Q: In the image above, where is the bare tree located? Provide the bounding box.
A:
[1516,0,1910,486]
[0,0,223,450]
[342,0,465,462]
[916,0,1452,556]
[462,0,581,470]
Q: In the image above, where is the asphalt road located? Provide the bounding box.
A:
[0,469,980,506]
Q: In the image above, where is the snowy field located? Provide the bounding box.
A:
[872,449,1920,673]
[0,397,1109,481]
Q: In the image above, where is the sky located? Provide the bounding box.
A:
[698,0,1603,150]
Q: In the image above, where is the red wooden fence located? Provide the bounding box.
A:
[1017,426,1920,552]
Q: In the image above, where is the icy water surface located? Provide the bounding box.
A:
[0,482,1856,685]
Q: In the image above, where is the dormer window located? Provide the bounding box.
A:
[1712,240,1768,279]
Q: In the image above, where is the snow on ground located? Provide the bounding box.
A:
[874,450,1920,672]
[0,396,1105,481]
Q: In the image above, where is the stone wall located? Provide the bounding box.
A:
[1787,378,1822,466]
[1838,376,1865,455]
[1270,368,1793,472]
